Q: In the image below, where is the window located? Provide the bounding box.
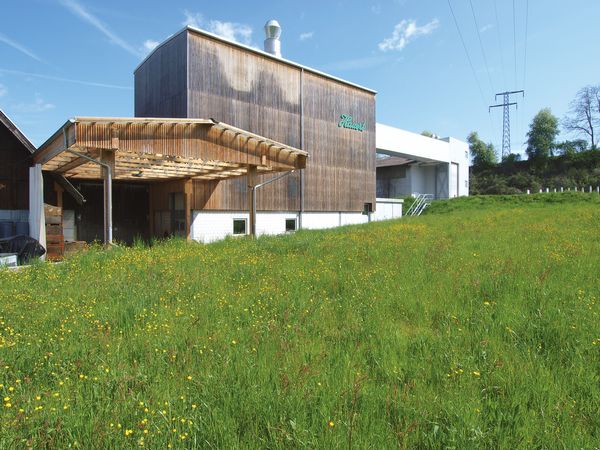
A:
[285,218,297,232]
[233,219,247,235]
[362,203,373,215]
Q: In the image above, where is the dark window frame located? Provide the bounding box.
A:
[233,218,247,235]
[285,218,297,232]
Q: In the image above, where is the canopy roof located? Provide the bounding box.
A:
[34,117,308,181]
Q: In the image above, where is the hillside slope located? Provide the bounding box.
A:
[1,197,599,448]
[470,149,600,194]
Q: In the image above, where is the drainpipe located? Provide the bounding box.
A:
[299,68,305,229]
[250,170,295,237]
[64,147,112,245]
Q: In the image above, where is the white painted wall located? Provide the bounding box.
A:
[190,201,401,243]
[410,165,438,196]
[192,211,302,243]
[447,137,470,196]
[372,198,403,221]
[300,212,343,230]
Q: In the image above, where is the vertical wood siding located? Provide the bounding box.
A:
[0,124,31,209]
[135,30,376,212]
[135,32,188,118]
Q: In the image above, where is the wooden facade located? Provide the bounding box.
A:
[0,110,35,210]
[135,27,376,213]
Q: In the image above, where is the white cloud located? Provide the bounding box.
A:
[208,21,253,45]
[182,11,253,46]
[182,10,203,28]
[59,0,143,58]
[0,84,6,97]
[480,23,494,33]
[0,33,44,63]
[299,32,314,42]
[143,39,159,52]
[13,94,55,113]
[378,18,440,52]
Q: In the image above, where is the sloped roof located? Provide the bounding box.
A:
[0,109,36,154]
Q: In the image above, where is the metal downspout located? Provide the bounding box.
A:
[299,68,305,229]
[251,170,296,237]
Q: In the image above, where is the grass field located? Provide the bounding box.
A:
[1,193,599,448]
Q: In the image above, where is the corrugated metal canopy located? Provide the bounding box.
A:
[34,117,308,181]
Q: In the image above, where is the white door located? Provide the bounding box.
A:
[449,163,459,198]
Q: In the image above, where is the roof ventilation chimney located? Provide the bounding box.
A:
[264,20,282,57]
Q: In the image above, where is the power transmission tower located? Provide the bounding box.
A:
[489,90,524,158]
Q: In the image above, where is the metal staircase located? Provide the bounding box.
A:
[405,194,433,217]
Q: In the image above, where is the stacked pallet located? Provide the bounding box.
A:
[44,204,64,261]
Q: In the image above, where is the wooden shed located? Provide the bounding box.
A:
[0,109,35,237]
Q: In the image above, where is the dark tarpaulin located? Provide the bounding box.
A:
[0,235,46,264]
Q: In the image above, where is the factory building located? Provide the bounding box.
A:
[1,20,468,251]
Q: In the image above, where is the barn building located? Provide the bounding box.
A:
[0,110,35,239]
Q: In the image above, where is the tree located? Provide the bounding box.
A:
[467,131,497,168]
[563,85,600,150]
[526,108,559,160]
[421,130,434,138]
[502,153,521,163]
[555,139,588,156]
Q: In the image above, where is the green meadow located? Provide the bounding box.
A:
[0,193,599,448]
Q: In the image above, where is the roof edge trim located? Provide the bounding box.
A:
[134,26,377,95]
[0,109,37,153]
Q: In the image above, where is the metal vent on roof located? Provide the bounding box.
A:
[264,20,282,57]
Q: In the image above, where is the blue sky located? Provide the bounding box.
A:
[1,0,599,157]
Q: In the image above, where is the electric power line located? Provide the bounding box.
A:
[522,0,529,90]
[512,0,518,88]
[446,0,488,111]
[492,0,507,88]
[468,0,495,95]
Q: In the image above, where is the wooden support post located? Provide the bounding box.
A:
[148,184,155,238]
[53,181,64,208]
[247,165,257,237]
[184,179,193,240]
[100,150,115,245]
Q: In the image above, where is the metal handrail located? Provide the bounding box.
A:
[406,194,433,217]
